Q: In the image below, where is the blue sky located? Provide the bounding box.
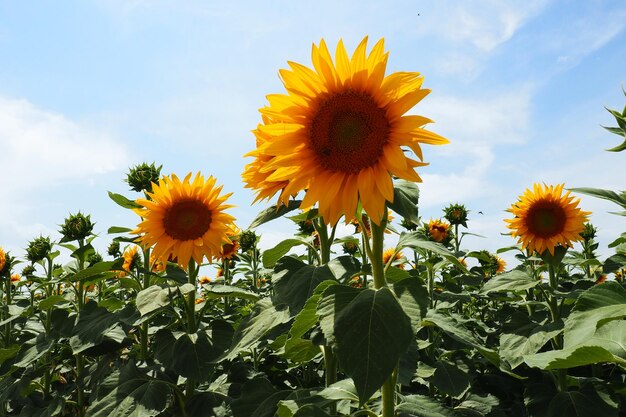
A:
[1,0,625,266]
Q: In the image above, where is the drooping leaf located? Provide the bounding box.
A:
[500,321,563,369]
[570,187,626,210]
[480,270,539,294]
[393,277,429,332]
[136,285,173,316]
[249,200,303,229]
[546,385,618,417]
[263,238,314,268]
[108,191,142,210]
[388,180,420,224]
[397,395,460,417]
[69,301,126,354]
[333,288,413,404]
[427,361,471,398]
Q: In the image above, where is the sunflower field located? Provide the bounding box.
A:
[1,38,626,417]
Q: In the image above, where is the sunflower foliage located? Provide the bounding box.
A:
[1,52,626,417]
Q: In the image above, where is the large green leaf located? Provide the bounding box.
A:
[563,281,626,347]
[136,285,173,316]
[499,321,563,369]
[393,277,429,332]
[273,257,337,314]
[525,320,626,369]
[202,284,260,302]
[397,233,464,268]
[223,298,291,360]
[86,370,171,417]
[480,270,539,295]
[427,362,470,398]
[333,288,413,404]
[231,378,291,417]
[388,180,420,224]
[170,332,215,381]
[317,285,362,345]
[397,395,460,417]
[248,200,303,229]
[263,238,314,269]
[422,310,500,367]
[14,334,54,368]
[546,385,618,417]
[570,187,626,210]
[69,301,126,354]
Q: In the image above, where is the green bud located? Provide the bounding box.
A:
[88,252,103,267]
[342,241,359,255]
[443,203,469,227]
[26,236,52,263]
[59,212,95,242]
[107,241,121,258]
[579,222,597,241]
[126,162,163,193]
[22,265,36,277]
[239,230,258,254]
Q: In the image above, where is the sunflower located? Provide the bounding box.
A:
[506,183,590,255]
[133,173,236,269]
[495,256,506,274]
[150,254,166,273]
[122,245,141,274]
[221,225,241,260]
[0,247,5,273]
[10,274,21,284]
[428,219,450,243]
[382,247,405,269]
[199,275,212,285]
[242,37,448,225]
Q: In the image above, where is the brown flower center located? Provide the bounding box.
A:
[526,201,566,238]
[309,90,390,173]
[163,199,212,241]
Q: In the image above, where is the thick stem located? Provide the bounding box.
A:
[140,248,151,360]
[185,259,198,400]
[370,215,387,290]
[381,366,398,417]
[547,263,567,391]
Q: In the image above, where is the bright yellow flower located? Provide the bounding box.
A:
[428,219,450,243]
[495,256,506,274]
[132,173,236,269]
[0,247,5,273]
[10,273,21,284]
[199,276,212,285]
[150,254,166,273]
[382,248,405,269]
[506,183,590,255]
[221,225,241,260]
[242,37,448,225]
[122,245,140,274]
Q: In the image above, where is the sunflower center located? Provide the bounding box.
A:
[309,90,390,173]
[163,199,212,241]
[527,202,566,238]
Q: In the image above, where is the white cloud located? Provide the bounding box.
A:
[0,95,130,253]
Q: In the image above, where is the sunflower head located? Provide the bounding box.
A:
[199,275,211,285]
[60,212,95,243]
[443,203,469,227]
[122,245,141,273]
[239,230,259,254]
[10,273,21,284]
[342,240,360,255]
[22,264,36,277]
[26,236,52,263]
[0,247,6,275]
[382,248,405,269]
[426,219,452,244]
[221,225,241,260]
[132,173,236,269]
[476,250,504,278]
[126,162,163,193]
[579,222,597,242]
[150,254,166,273]
[242,37,448,225]
[505,183,591,255]
[107,241,121,258]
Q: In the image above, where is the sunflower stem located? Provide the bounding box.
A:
[547,262,568,391]
[185,258,198,401]
[140,248,151,360]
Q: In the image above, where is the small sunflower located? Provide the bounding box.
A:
[0,247,6,273]
[132,173,236,269]
[243,37,448,225]
[122,245,141,274]
[221,225,241,260]
[428,219,450,243]
[506,183,590,255]
[10,273,21,284]
[495,256,506,274]
[150,254,166,273]
[382,247,405,269]
[199,276,212,285]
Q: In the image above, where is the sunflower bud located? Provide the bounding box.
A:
[59,212,94,242]
[107,241,121,258]
[400,218,419,231]
[239,230,258,253]
[22,264,36,277]
[298,219,316,235]
[88,252,103,267]
[126,162,162,193]
[342,241,359,255]
[579,223,597,241]
[443,203,469,227]
[26,236,52,263]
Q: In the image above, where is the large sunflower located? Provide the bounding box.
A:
[242,37,448,225]
[506,183,590,255]
[132,173,236,269]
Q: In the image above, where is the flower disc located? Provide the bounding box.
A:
[242,37,448,225]
[505,183,590,255]
[132,173,236,269]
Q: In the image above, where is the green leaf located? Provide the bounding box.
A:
[317,285,362,345]
[0,345,20,365]
[427,362,470,398]
[397,232,464,268]
[563,281,626,347]
[223,298,291,360]
[136,285,173,316]
[326,256,361,282]
[203,284,260,301]
[316,378,359,402]
[108,191,142,209]
[87,371,171,417]
[397,395,460,417]
[547,385,618,417]
[72,261,120,282]
[500,321,563,369]
[570,187,626,210]
[263,238,313,268]
[38,294,70,310]
[393,277,428,332]
[108,226,133,234]
[14,334,54,368]
[526,320,626,369]
[170,332,215,381]
[70,302,126,354]
[289,280,337,340]
[422,310,500,367]
[333,288,413,404]
[273,257,337,314]
[388,180,420,224]
[602,253,626,274]
[480,270,539,295]
[231,378,291,417]
[249,200,303,229]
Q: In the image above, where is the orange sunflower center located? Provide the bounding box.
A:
[309,90,389,174]
[163,199,212,241]
[526,201,566,238]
